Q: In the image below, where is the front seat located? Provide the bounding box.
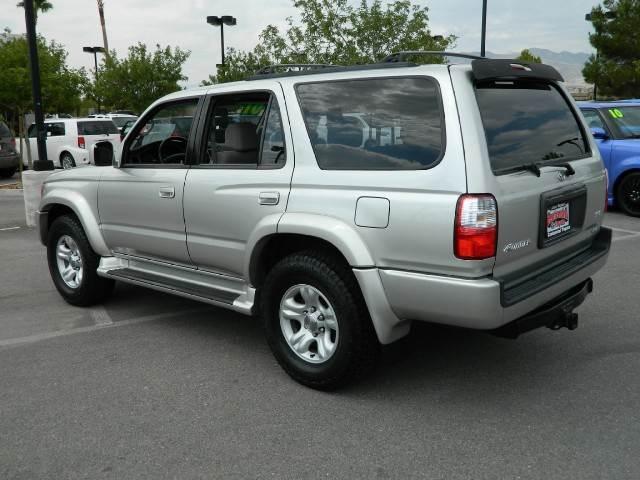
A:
[216,122,259,165]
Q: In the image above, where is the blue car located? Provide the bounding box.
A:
[579,101,640,216]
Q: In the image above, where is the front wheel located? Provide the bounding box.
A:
[617,172,640,217]
[260,251,379,390]
[47,215,114,306]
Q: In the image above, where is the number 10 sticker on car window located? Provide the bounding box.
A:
[609,108,624,119]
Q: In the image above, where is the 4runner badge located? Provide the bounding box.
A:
[503,239,531,253]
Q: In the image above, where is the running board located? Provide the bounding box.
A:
[97,256,256,315]
[106,267,239,305]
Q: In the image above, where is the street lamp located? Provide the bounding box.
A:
[585,10,616,101]
[83,46,106,113]
[206,15,237,68]
[481,0,488,57]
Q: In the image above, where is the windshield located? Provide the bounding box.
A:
[603,106,640,139]
[475,81,589,173]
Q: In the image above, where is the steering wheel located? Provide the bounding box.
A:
[158,136,188,164]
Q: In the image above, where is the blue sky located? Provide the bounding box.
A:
[3,0,597,87]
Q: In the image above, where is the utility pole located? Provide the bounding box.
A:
[207,16,237,69]
[97,0,110,57]
[24,0,53,171]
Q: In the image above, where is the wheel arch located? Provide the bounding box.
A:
[40,193,110,256]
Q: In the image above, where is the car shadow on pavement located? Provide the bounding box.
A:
[104,284,565,397]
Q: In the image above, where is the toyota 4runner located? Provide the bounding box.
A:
[37,54,611,389]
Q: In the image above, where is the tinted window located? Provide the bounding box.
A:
[48,122,65,137]
[0,122,11,137]
[125,99,198,166]
[111,116,136,128]
[297,77,444,170]
[475,81,588,173]
[77,120,118,135]
[201,93,269,166]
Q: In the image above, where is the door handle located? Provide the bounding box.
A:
[158,187,175,199]
[259,191,280,205]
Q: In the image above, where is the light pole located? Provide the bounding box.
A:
[585,10,616,101]
[206,15,237,69]
[83,46,106,113]
[24,0,53,170]
[480,0,488,57]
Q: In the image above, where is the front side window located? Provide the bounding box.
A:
[124,99,198,166]
[200,92,286,167]
[47,122,66,137]
[296,77,445,170]
[475,81,589,173]
[581,109,606,130]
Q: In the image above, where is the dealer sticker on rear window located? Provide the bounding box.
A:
[547,202,571,238]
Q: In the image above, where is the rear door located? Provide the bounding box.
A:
[458,72,606,280]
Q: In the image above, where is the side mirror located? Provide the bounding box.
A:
[591,127,609,140]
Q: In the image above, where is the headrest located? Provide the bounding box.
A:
[224,122,259,152]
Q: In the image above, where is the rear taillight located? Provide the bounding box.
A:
[454,194,498,260]
[77,136,85,149]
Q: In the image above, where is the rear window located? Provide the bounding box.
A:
[77,120,119,135]
[0,122,11,137]
[475,81,589,174]
[296,77,444,170]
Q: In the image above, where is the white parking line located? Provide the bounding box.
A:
[0,307,208,349]
[88,306,113,326]
[0,226,20,231]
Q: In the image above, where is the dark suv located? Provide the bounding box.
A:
[0,121,19,179]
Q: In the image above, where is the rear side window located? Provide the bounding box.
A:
[77,120,118,135]
[475,81,589,174]
[296,77,444,170]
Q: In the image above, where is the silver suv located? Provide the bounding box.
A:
[37,55,611,389]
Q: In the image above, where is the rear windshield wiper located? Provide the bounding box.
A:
[504,161,575,178]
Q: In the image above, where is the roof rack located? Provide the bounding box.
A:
[382,51,486,63]
[246,62,415,80]
[254,64,336,75]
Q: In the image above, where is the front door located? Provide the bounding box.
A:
[183,86,293,277]
[581,109,613,169]
[98,97,201,266]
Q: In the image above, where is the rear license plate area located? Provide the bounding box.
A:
[539,184,587,248]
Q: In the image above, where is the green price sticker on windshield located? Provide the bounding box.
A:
[609,108,624,119]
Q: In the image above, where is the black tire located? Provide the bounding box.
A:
[47,215,114,306]
[616,171,640,217]
[0,167,17,178]
[60,152,76,169]
[260,251,379,390]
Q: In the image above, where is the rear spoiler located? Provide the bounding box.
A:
[471,59,564,82]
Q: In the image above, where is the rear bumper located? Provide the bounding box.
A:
[374,227,611,334]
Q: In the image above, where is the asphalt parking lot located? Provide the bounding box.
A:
[1,189,639,479]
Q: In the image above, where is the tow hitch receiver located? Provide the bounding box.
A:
[493,279,592,339]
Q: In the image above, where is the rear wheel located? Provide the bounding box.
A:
[616,171,640,217]
[47,215,114,306]
[60,153,76,169]
[0,167,16,178]
[260,251,379,390]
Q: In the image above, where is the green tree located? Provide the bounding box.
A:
[583,0,640,97]
[0,30,85,167]
[203,0,455,84]
[84,43,190,113]
[516,48,542,63]
[16,0,53,24]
